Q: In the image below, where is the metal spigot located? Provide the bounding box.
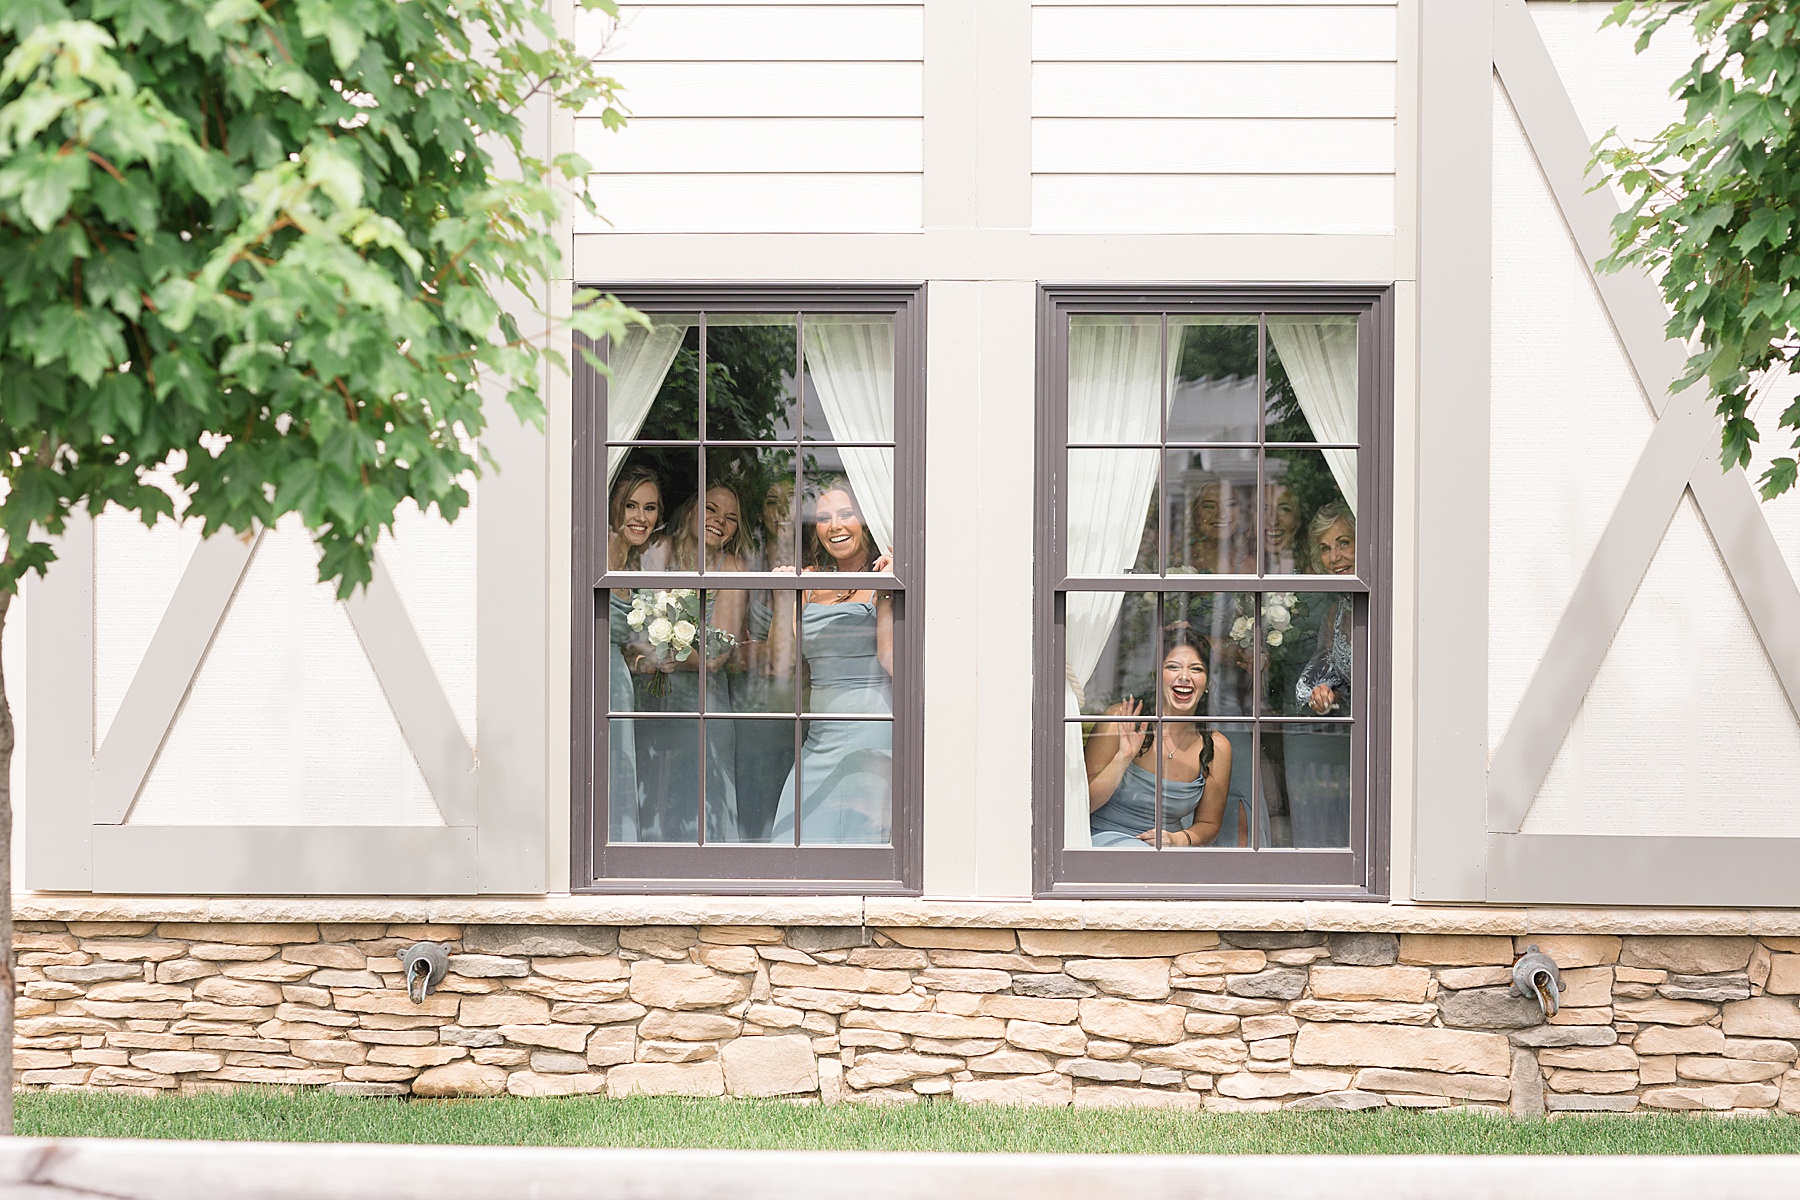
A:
[1511,944,1564,1020]
[400,943,450,1004]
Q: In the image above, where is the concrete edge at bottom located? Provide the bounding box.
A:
[0,1140,1792,1200]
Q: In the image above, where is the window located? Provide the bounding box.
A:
[1034,286,1391,898]
[572,286,923,893]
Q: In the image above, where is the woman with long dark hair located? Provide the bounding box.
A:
[767,476,895,844]
[1085,628,1232,848]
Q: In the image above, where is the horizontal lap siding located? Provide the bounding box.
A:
[579,5,923,233]
[1031,5,1398,233]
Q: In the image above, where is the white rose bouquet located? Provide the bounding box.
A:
[1229,592,1298,650]
[626,589,737,694]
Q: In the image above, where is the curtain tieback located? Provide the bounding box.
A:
[1064,663,1086,711]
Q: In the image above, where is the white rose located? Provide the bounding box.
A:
[647,616,673,645]
[626,608,645,628]
[673,619,697,646]
[1267,629,1284,647]
[1266,603,1290,628]
[1230,616,1252,640]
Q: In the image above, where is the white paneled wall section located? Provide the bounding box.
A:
[1030,2,1398,233]
[1488,4,1800,838]
[577,3,925,232]
[91,504,476,828]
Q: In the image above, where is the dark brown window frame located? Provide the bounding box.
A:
[1033,284,1393,901]
[571,283,925,895]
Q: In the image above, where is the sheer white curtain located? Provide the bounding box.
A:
[803,318,895,552]
[1268,317,1358,515]
[1063,317,1167,848]
[604,321,690,484]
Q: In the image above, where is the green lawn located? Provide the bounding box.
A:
[16,1091,1800,1154]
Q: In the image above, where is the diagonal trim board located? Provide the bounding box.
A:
[1486,0,1800,833]
[92,530,475,827]
[90,532,258,825]
[343,564,477,826]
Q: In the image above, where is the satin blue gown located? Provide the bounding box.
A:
[607,593,639,841]
[770,600,892,844]
[1090,762,1206,849]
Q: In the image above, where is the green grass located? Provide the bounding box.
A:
[16,1091,1800,1154]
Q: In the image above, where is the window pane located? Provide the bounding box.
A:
[1167,454,1256,576]
[773,720,893,845]
[612,449,697,570]
[723,448,799,570]
[607,719,644,843]
[687,450,754,572]
[717,718,796,844]
[1161,591,1255,718]
[1260,591,1354,718]
[1168,317,1258,443]
[1263,724,1352,849]
[622,723,720,845]
[726,589,798,715]
[1266,448,1356,574]
[796,591,894,718]
[803,314,895,442]
[704,315,799,442]
[1071,592,1156,716]
[1069,314,1161,445]
[1264,315,1358,444]
[1161,721,1253,848]
[1068,449,1158,575]
[801,460,894,568]
[629,322,701,442]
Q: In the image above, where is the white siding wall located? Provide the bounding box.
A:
[1030,2,1398,233]
[577,3,924,232]
[1491,4,1800,837]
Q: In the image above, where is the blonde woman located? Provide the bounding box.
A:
[634,480,753,842]
[605,466,662,842]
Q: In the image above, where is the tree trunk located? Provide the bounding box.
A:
[0,584,16,1133]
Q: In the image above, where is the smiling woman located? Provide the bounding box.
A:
[573,286,923,892]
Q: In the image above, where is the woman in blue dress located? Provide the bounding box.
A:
[634,482,751,842]
[1084,629,1232,848]
[606,466,663,842]
[768,477,894,845]
[1287,501,1355,847]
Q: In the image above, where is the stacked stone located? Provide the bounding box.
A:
[14,920,1800,1113]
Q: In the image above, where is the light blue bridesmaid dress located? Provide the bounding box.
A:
[769,600,892,844]
[1090,762,1205,849]
[607,592,639,841]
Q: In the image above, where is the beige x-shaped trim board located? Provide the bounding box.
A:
[1485,0,1800,833]
[90,529,476,827]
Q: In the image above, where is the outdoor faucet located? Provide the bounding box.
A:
[1511,944,1564,1020]
[400,942,451,1004]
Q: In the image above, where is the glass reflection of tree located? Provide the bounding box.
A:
[625,325,820,539]
[1262,343,1343,523]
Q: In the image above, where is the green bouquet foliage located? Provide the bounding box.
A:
[1593,1,1800,498]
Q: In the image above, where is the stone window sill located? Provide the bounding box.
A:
[17,894,1800,937]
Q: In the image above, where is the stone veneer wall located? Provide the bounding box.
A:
[14,920,1800,1113]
